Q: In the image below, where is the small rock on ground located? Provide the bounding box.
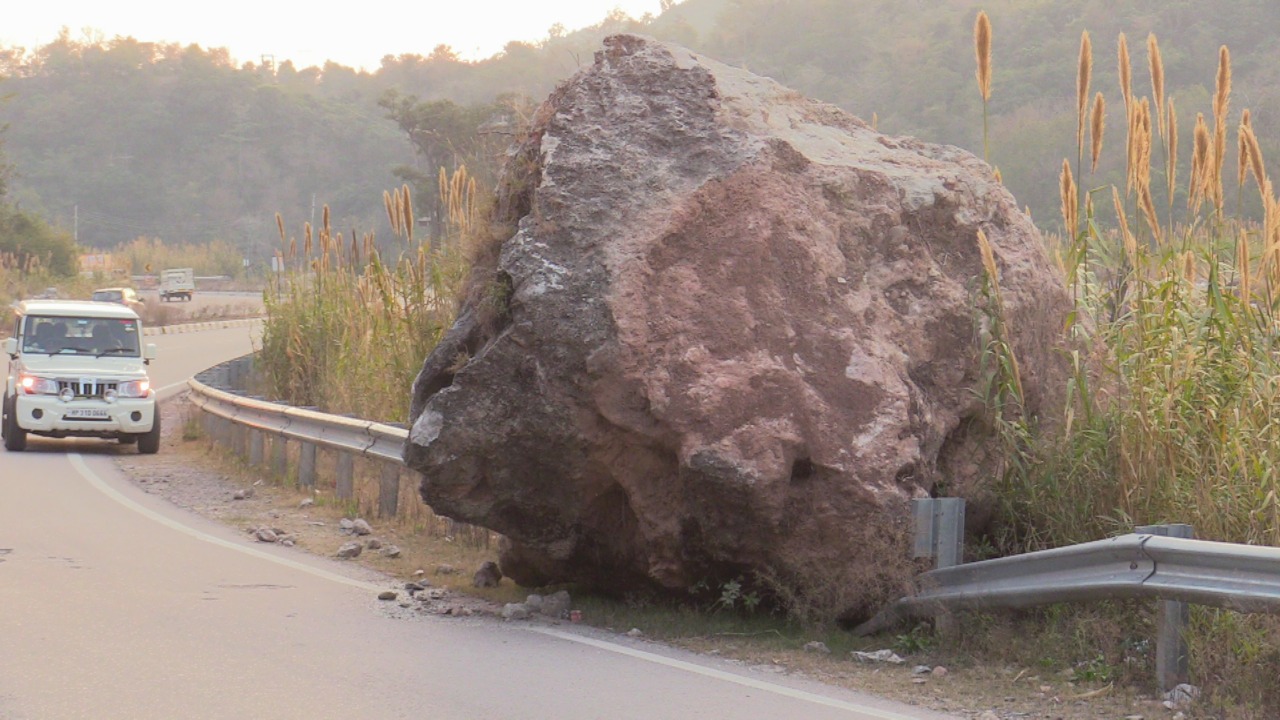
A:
[502,603,531,620]
[351,519,373,536]
[380,545,401,558]
[539,590,571,618]
[803,641,831,654]
[336,541,363,559]
[472,561,502,588]
[377,590,397,601]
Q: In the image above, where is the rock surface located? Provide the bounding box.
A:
[472,561,502,588]
[336,541,363,559]
[405,35,1069,613]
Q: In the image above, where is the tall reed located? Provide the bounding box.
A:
[258,168,482,422]
[974,11,992,163]
[978,26,1280,554]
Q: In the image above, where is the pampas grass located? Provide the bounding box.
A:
[975,11,993,162]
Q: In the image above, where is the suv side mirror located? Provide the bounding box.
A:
[3,337,16,357]
[144,343,158,362]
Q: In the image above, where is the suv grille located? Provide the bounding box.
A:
[57,379,120,399]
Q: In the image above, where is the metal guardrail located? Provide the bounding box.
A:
[858,503,1280,692]
[858,532,1280,633]
[186,354,409,516]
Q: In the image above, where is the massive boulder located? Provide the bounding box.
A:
[406,35,1070,615]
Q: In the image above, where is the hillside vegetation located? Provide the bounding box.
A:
[4,1,1280,258]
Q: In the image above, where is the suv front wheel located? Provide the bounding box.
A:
[137,411,161,454]
[3,394,28,452]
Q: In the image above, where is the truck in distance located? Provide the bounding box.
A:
[159,268,195,302]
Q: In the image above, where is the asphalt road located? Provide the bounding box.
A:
[0,327,953,720]
[135,289,264,326]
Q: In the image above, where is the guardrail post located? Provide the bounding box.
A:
[1138,523,1194,692]
[298,442,317,488]
[913,498,965,636]
[272,436,288,478]
[214,415,231,447]
[248,429,264,467]
[913,498,965,569]
[378,464,400,518]
[336,453,354,501]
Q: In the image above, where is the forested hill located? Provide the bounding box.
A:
[1,0,1277,259]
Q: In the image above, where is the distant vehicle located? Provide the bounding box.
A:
[159,268,195,302]
[91,287,145,312]
[2,299,160,453]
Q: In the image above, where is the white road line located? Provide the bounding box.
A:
[156,380,189,395]
[68,453,383,593]
[69,453,934,718]
[527,627,929,719]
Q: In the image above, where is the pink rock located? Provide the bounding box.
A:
[405,35,1069,614]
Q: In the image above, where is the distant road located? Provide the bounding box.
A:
[0,326,952,720]
[136,288,264,325]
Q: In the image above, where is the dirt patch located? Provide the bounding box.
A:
[110,395,1180,720]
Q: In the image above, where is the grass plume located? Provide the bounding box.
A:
[1076,31,1092,197]
[1090,92,1105,174]
[1148,34,1165,138]
[1212,45,1232,214]
[974,11,992,162]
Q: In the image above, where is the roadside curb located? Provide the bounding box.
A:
[144,317,263,336]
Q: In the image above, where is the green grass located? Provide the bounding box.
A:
[257,172,480,422]
[970,24,1280,714]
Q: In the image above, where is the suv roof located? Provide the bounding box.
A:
[16,299,141,320]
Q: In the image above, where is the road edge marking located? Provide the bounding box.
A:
[67,459,939,719]
[527,626,933,720]
[68,452,383,592]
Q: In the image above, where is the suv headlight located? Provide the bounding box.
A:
[20,375,59,395]
[117,379,151,398]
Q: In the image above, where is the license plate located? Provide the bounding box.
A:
[65,409,109,419]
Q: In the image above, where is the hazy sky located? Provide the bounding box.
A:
[1,1,669,70]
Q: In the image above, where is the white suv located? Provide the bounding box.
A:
[3,300,159,453]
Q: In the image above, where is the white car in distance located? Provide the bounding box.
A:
[3,300,159,453]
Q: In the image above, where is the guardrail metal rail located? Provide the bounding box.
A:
[861,499,1280,692]
[186,354,409,517]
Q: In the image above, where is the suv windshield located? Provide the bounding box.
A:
[21,316,141,357]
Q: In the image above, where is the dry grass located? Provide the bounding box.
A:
[975,19,1280,716]
[973,10,992,162]
[257,168,481,422]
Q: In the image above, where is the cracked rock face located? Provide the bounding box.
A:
[405,35,1069,613]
